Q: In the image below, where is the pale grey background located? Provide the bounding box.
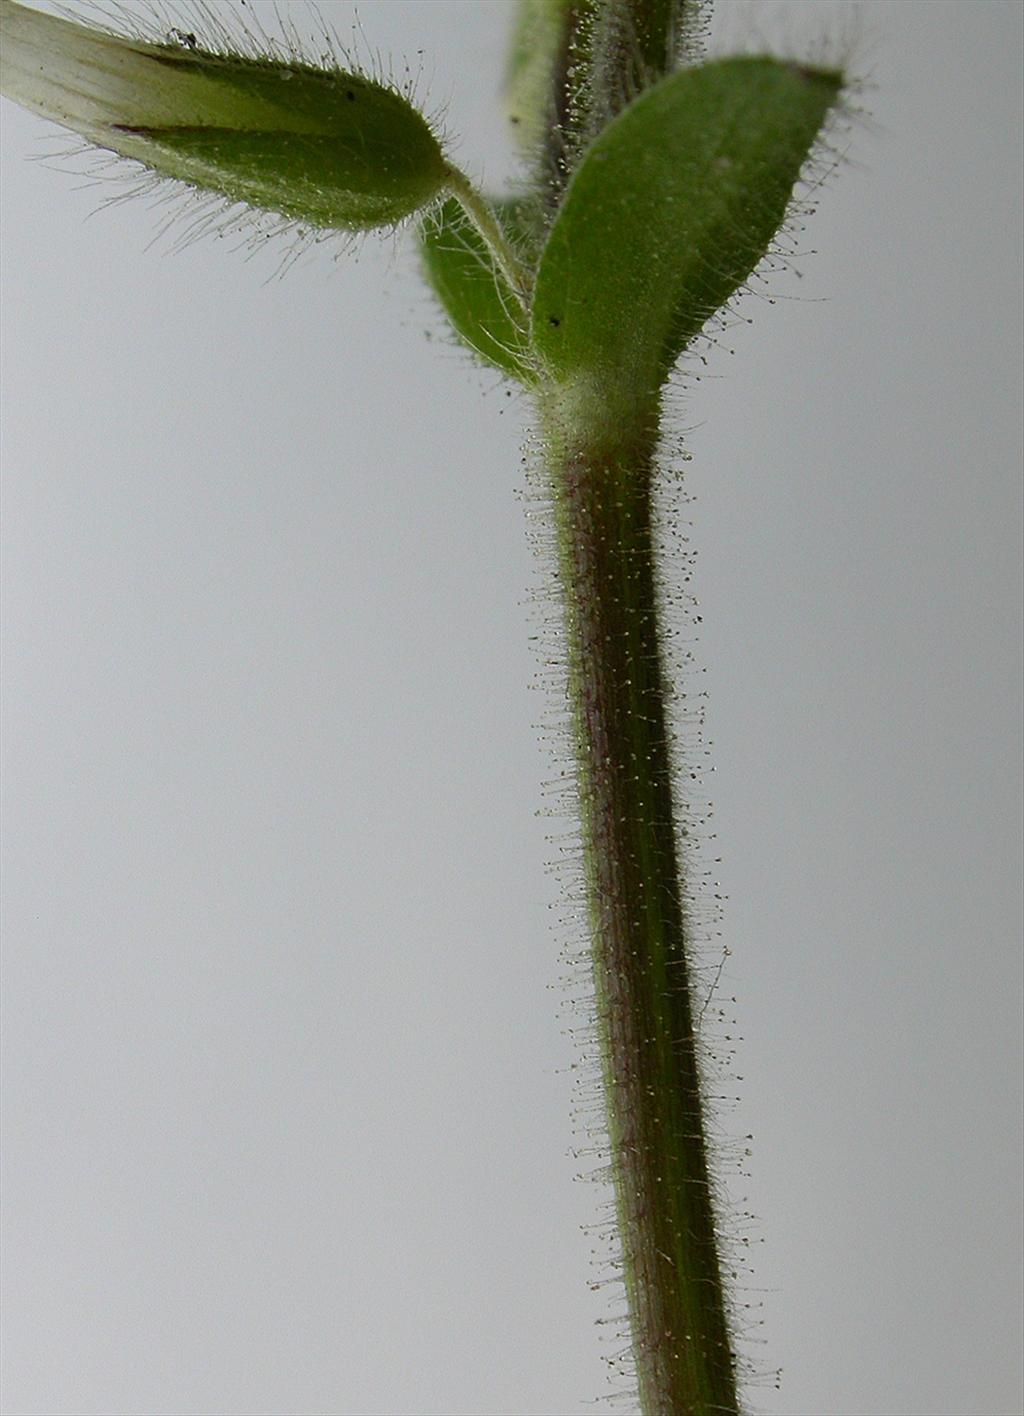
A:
[1,2,1021,1414]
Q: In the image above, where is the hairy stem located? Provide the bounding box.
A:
[609,0,709,79]
[444,166,532,309]
[535,0,707,204]
[541,388,738,1416]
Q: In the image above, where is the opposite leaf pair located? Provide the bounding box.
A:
[1,0,839,414]
[423,56,840,419]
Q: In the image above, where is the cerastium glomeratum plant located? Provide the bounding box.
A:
[0,2,848,1411]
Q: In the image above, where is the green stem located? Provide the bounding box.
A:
[610,0,709,80]
[535,0,708,204]
[540,387,738,1416]
[444,166,532,310]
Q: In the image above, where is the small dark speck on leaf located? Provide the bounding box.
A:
[549,315,561,327]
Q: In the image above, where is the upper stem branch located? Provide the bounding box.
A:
[445,166,532,310]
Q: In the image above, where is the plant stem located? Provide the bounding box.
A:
[444,165,532,310]
[540,386,738,1416]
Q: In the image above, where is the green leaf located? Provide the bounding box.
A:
[0,0,451,231]
[419,198,535,381]
[531,56,842,404]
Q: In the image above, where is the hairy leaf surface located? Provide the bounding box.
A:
[419,198,535,380]
[531,56,842,398]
